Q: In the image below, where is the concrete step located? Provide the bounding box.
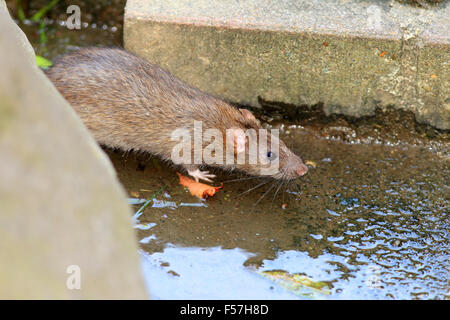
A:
[124,0,449,129]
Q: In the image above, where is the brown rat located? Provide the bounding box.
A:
[45,47,308,182]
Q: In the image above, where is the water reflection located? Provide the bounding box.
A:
[140,246,298,299]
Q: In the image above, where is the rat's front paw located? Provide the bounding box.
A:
[187,168,216,183]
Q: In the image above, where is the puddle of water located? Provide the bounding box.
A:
[16,15,449,299]
[110,129,449,300]
[140,246,298,299]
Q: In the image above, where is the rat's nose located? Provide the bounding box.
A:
[295,164,308,177]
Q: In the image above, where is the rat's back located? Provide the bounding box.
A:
[46,47,223,154]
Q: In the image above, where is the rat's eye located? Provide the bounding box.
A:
[266,151,277,161]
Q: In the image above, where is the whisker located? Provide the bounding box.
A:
[271,180,285,208]
[236,179,272,198]
[222,175,265,183]
[254,181,277,205]
[290,133,295,150]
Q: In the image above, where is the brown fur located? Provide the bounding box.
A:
[46,47,307,179]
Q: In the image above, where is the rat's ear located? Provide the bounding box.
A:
[239,108,259,125]
[227,128,247,154]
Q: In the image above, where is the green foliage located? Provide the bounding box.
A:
[38,21,48,45]
[35,55,52,69]
[30,0,60,22]
[14,0,60,23]
[15,0,26,22]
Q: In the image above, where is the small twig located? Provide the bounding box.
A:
[133,185,166,219]
[254,182,277,205]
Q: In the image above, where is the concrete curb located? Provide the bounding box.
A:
[0,2,147,299]
[124,0,449,129]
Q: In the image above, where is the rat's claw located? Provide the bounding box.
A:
[187,168,216,183]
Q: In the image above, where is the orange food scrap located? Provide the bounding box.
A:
[323,41,329,47]
[379,51,387,57]
[177,172,223,199]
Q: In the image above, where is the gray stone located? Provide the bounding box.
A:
[0,2,147,299]
[124,0,449,129]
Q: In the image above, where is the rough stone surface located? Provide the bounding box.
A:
[0,2,147,299]
[124,0,449,129]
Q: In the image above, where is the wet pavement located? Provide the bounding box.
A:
[20,17,450,299]
[109,125,449,299]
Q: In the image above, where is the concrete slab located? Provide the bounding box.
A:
[0,2,147,299]
[125,0,449,129]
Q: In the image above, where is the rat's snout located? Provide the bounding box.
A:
[279,149,309,180]
[295,163,308,177]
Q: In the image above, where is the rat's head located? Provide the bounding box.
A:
[226,108,308,180]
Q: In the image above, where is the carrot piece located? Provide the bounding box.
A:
[177,172,223,199]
